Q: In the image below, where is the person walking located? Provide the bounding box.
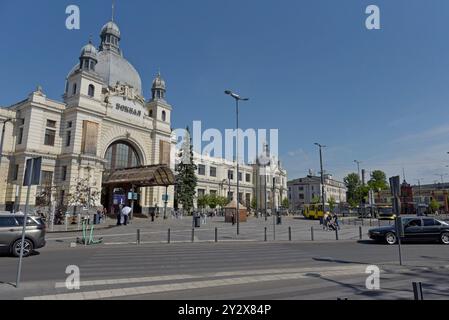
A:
[333,213,340,230]
[322,212,328,231]
[116,205,123,226]
[121,204,132,226]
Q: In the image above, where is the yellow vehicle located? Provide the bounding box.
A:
[303,204,327,220]
[376,206,396,220]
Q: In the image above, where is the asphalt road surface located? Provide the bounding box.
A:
[0,241,448,300]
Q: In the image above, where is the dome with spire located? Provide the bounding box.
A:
[151,72,166,100]
[68,19,142,96]
[80,41,98,60]
[100,21,121,39]
[152,72,166,90]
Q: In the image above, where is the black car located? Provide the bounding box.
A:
[368,217,449,245]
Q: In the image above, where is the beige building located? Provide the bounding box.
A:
[0,19,174,216]
[192,145,288,212]
[288,173,347,210]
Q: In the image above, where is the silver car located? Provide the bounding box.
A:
[0,214,46,257]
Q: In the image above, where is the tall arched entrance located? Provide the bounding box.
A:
[101,140,143,215]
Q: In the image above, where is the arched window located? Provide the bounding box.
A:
[88,84,95,98]
[105,141,140,171]
[72,83,77,95]
[162,111,166,122]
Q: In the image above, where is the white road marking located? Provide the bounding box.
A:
[27,266,368,300]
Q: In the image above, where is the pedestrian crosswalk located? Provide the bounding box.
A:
[18,243,449,300]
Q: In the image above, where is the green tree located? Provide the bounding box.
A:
[344,173,362,207]
[197,195,209,209]
[281,198,289,209]
[328,196,336,213]
[208,194,218,209]
[311,195,320,204]
[251,198,257,211]
[216,196,230,209]
[175,127,198,214]
[429,198,440,213]
[368,170,389,191]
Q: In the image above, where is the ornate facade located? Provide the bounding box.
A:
[0,18,174,215]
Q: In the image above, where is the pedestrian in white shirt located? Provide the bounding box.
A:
[121,205,132,226]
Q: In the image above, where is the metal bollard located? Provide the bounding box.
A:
[289,227,292,241]
[168,228,171,244]
[264,227,267,242]
[215,228,218,243]
[65,215,68,232]
[413,282,424,300]
[191,228,195,243]
[359,226,362,240]
[137,229,141,245]
[335,228,339,241]
[311,226,314,241]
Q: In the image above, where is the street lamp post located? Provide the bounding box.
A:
[225,90,249,236]
[354,160,362,182]
[314,143,327,217]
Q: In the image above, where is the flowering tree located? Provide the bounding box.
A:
[66,178,100,213]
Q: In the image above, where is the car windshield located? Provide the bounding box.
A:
[437,220,448,226]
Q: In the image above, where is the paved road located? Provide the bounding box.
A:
[0,240,448,300]
[43,216,376,248]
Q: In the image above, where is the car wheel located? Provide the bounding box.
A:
[385,232,397,245]
[11,239,34,257]
[441,232,449,245]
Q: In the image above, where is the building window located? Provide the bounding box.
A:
[197,189,205,197]
[246,173,251,183]
[198,164,206,176]
[67,121,72,129]
[66,131,71,147]
[210,166,217,177]
[72,83,77,95]
[149,110,153,118]
[46,120,56,128]
[13,164,19,181]
[210,190,217,196]
[228,170,234,180]
[44,129,56,146]
[61,166,67,181]
[105,141,140,171]
[238,172,243,181]
[17,127,23,145]
[162,111,166,122]
[88,84,95,97]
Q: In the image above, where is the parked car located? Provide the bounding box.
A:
[368,217,449,245]
[0,214,46,257]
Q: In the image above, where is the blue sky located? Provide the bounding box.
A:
[2,0,449,184]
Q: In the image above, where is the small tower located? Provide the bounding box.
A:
[65,40,103,103]
[79,40,98,72]
[147,72,172,128]
[99,21,121,55]
[151,72,166,101]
